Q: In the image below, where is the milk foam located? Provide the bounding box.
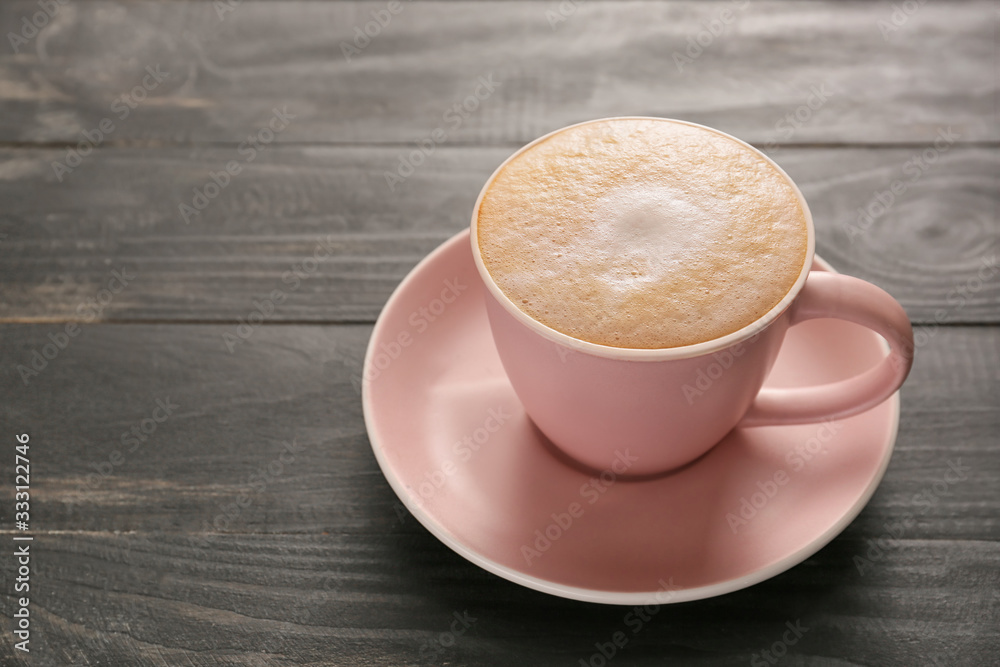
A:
[595,184,724,294]
[476,118,809,349]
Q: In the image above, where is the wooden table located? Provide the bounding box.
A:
[1,1,997,665]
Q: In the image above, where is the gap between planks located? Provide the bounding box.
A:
[0,140,999,151]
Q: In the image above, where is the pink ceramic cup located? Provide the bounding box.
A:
[470,118,915,476]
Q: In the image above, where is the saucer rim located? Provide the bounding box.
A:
[363,229,899,605]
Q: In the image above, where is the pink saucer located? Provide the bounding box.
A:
[363,231,898,604]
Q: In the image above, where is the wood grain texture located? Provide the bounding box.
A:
[0,323,995,537]
[0,1,996,146]
[1,145,997,324]
[0,533,996,666]
[0,323,997,665]
[1,0,998,664]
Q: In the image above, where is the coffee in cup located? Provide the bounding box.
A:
[470,117,914,474]
[476,118,809,349]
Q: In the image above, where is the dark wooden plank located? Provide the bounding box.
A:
[0,532,996,665]
[0,322,997,664]
[0,1,995,145]
[0,2,994,665]
[0,145,996,324]
[0,323,995,539]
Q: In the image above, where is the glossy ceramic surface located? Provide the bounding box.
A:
[363,231,899,604]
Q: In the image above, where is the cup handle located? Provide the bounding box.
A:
[740,272,914,427]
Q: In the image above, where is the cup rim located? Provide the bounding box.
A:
[469,116,817,361]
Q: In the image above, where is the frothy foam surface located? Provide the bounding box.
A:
[476,118,809,349]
